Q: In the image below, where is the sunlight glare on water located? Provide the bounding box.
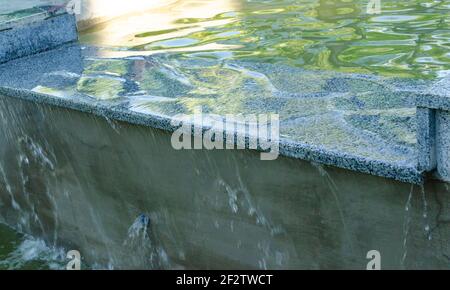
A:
[80,0,450,79]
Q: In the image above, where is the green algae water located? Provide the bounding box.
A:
[80,0,450,79]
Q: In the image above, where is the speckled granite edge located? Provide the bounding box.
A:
[416,93,450,111]
[0,86,424,184]
[0,7,67,31]
[0,12,77,64]
[416,91,450,182]
[279,140,422,184]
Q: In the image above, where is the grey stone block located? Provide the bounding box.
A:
[0,12,77,64]
[415,76,450,182]
[436,110,450,181]
[416,107,436,172]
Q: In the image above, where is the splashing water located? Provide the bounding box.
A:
[124,214,151,246]
[16,135,60,246]
[0,223,66,270]
[217,175,284,236]
[18,135,56,171]
[123,214,169,269]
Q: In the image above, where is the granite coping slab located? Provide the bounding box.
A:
[0,44,424,162]
[0,4,76,64]
[415,76,450,182]
[0,1,69,29]
[0,42,425,184]
[415,78,450,110]
[0,85,424,184]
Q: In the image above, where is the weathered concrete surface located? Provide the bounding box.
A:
[0,93,448,269]
[0,12,77,64]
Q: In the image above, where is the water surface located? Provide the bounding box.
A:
[80,0,450,79]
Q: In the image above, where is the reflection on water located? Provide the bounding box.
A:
[80,0,450,78]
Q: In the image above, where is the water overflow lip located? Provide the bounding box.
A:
[0,0,440,184]
[0,84,424,184]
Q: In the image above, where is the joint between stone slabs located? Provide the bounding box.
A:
[417,107,437,172]
[416,93,450,182]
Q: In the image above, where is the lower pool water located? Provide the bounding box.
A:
[0,223,66,270]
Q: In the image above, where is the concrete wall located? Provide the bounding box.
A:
[0,95,448,269]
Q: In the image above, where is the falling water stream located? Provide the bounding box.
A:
[421,185,432,241]
[312,162,353,252]
[401,184,434,268]
[401,184,413,269]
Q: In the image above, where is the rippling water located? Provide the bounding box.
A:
[80,0,450,79]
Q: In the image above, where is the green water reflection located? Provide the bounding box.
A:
[80,0,450,79]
